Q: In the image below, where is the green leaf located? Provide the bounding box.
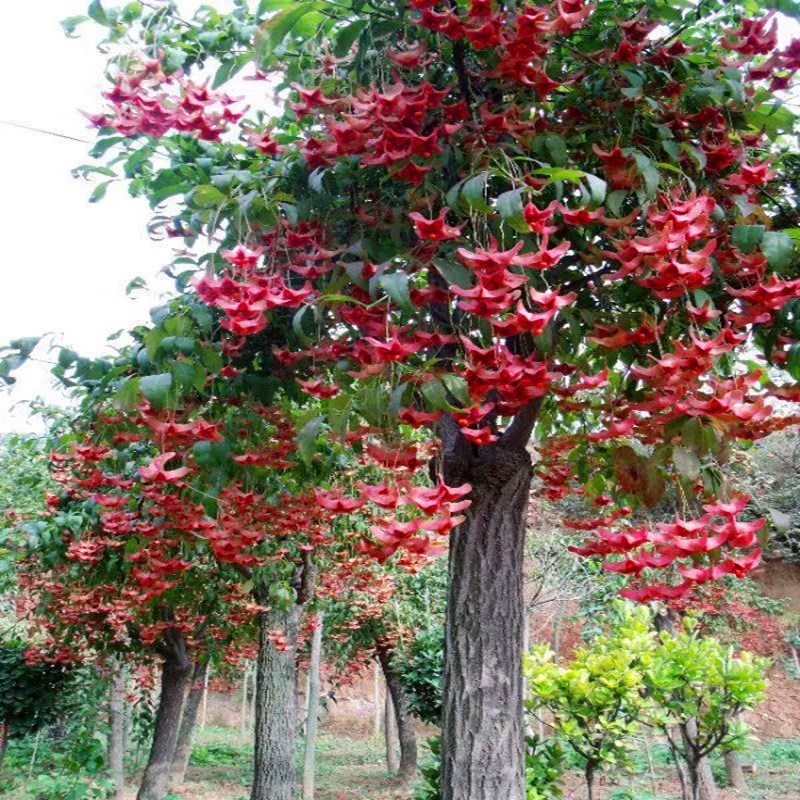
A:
[61,15,89,36]
[544,134,568,167]
[139,373,172,407]
[190,185,226,209]
[89,181,111,203]
[632,153,660,198]
[297,415,325,465]
[212,54,252,89]
[334,19,367,57]
[732,224,765,254]
[257,0,295,16]
[440,374,470,406]
[607,190,628,217]
[461,171,492,212]
[584,174,607,206]
[495,188,528,232]
[532,167,586,183]
[125,277,147,296]
[421,378,454,411]
[761,231,795,270]
[380,271,414,312]
[787,343,800,381]
[434,260,473,289]
[257,1,325,62]
[192,440,230,467]
[87,0,109,25]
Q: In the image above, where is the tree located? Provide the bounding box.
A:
[523,605,654,800]
[645,618,769,800]
[6,1,799,797]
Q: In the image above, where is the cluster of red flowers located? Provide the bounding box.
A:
[87,57,244,140]
[569,496,764,601]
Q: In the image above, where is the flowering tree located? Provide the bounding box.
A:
[5,0,798,797]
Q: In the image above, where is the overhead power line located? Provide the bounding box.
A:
[0,120,90,144]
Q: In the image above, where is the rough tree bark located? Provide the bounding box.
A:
[108,663,126,800]
[441,438,533,800]
[169,660,209,790]
[377,645,417,783]
[302,613,324,800]
[251,604,302,800]
[137,632,193,800]
[251,555,315,800]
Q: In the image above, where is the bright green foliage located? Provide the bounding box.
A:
[524,605,655,790]
[645,619,770,764]
[524,735,566,800]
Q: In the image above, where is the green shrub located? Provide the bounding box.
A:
[189,741,250,767]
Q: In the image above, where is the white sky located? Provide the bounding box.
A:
[0,3,797,434]
[0,1,180,433]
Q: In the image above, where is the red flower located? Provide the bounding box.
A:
[409,208,463,241]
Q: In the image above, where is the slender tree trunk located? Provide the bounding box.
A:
[302,613,324,800]
[724,749,747,793]
[108,664,126,800]
[250,604,302,800]
[384,684,399,773]
[240,666,250,738]
[0,722,8,772]
[137,648,192,800]
[377,645,417,784]
[373,662,382,739]
[585,763,596,800]
[169,660,208,790]
[442,446,531,800]
[199,666,209,732]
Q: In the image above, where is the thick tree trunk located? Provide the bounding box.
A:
[137,647,192,800]
[442,445,531,800]
[250,604,302,800]
[302,613,324,800]
[108,664,126,800]
[169,660,208,790]
[377,645,417,784]
[724,749,747,793]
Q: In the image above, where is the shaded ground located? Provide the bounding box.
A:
[155,727,799,800]
[2,725,797,799]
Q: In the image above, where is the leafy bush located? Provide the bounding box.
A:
[524,605,654,798]
[394,625,444,726]
[189,741,250,767]
[0,639,73,740]
[525,735,565,800]
[20,774,111,800]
